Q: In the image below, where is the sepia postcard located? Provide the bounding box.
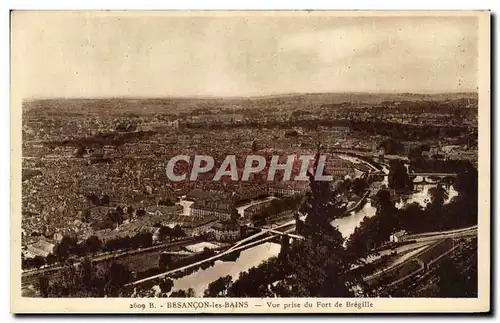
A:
[10,10,490,314]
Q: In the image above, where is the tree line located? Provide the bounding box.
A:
[23,224,187,270]
[346,162,478,263]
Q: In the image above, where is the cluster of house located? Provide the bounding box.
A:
[23,181,313,261]
[439,145,477,164]
[267,181,309,196]
[188,182,307,219]
[181,217,242,242]
[144,205,183,217]
[140,120,180,131]
[389,230,407,243]
[23,238,56,258]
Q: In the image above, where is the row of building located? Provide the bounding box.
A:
[181,218,242,242]
[187,182,309,221]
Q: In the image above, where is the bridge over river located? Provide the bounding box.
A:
[128,221,301,287]
[370,171,457,184]
[372,171,457,178]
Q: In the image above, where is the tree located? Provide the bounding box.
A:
[170,290,186,297]
[452,164,478,226]
[158,199,174,206]
[100,194,110,206]
[79,258,103,296]
[346,189,398,260]
[38,276,50,297]
[133,232,153,248]
[186,288,195,297]
[437,258,467,297]
[252,211,267,227]
[388,160,412,191]
[351,178,368,196]
[398,202,426,233]
[80,208,91,223]
[159,278,174,295]
[170,288,194,297]
[115,206,124,217]
[53,235,79,261]
[126,205,135,220]
[159,226,174,241]
[36,259,132,298]
[230,208,240,222]
[104,262,132,297]
[378,138,404,155]
[75,146,86,158]
[30,255,46,268]
[287,237,355,297]
[172,225,186,238]
[408,146,423,160]
[454,164,478,198]
[85,235,103,254]
[268,199,283,216]
[279,234,290,261]
[251,140,258,152]
[86,193,100,206]
[204,275,232,297]
[372,189,395,217]
[45,253,57,266]
[108,208,124,225]
[346,216,379,259]
[428,184,449,210]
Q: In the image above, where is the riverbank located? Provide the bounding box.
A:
[345,190,371,213]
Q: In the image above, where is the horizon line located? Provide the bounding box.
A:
[23,90,479,101]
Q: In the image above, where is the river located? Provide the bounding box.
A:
[164,157,458,296]
[164,183,457,296]
[169,242,281,296]
[331,183,458,239]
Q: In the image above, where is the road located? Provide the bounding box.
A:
[364,225,477,285]
[236,196,277,217]
[260,228,304,240]
[403,225,477,240]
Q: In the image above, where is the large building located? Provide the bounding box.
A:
[326,158,356,179]
[25,238,55,258]
[231,184,268,204]
[243,200,273,218]
[190,198,235,221]
[144,205,183,217]
[212,221,241,242]
[268,181,309,197]
[181,218,218,237]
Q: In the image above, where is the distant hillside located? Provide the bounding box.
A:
[23,92,478,115]
[248,92,478,103]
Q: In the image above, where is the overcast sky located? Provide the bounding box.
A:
[13,12,479,98]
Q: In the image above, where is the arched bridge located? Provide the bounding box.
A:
[408,173,458,177]
[371,171,457,178]
[371,171,456,182]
